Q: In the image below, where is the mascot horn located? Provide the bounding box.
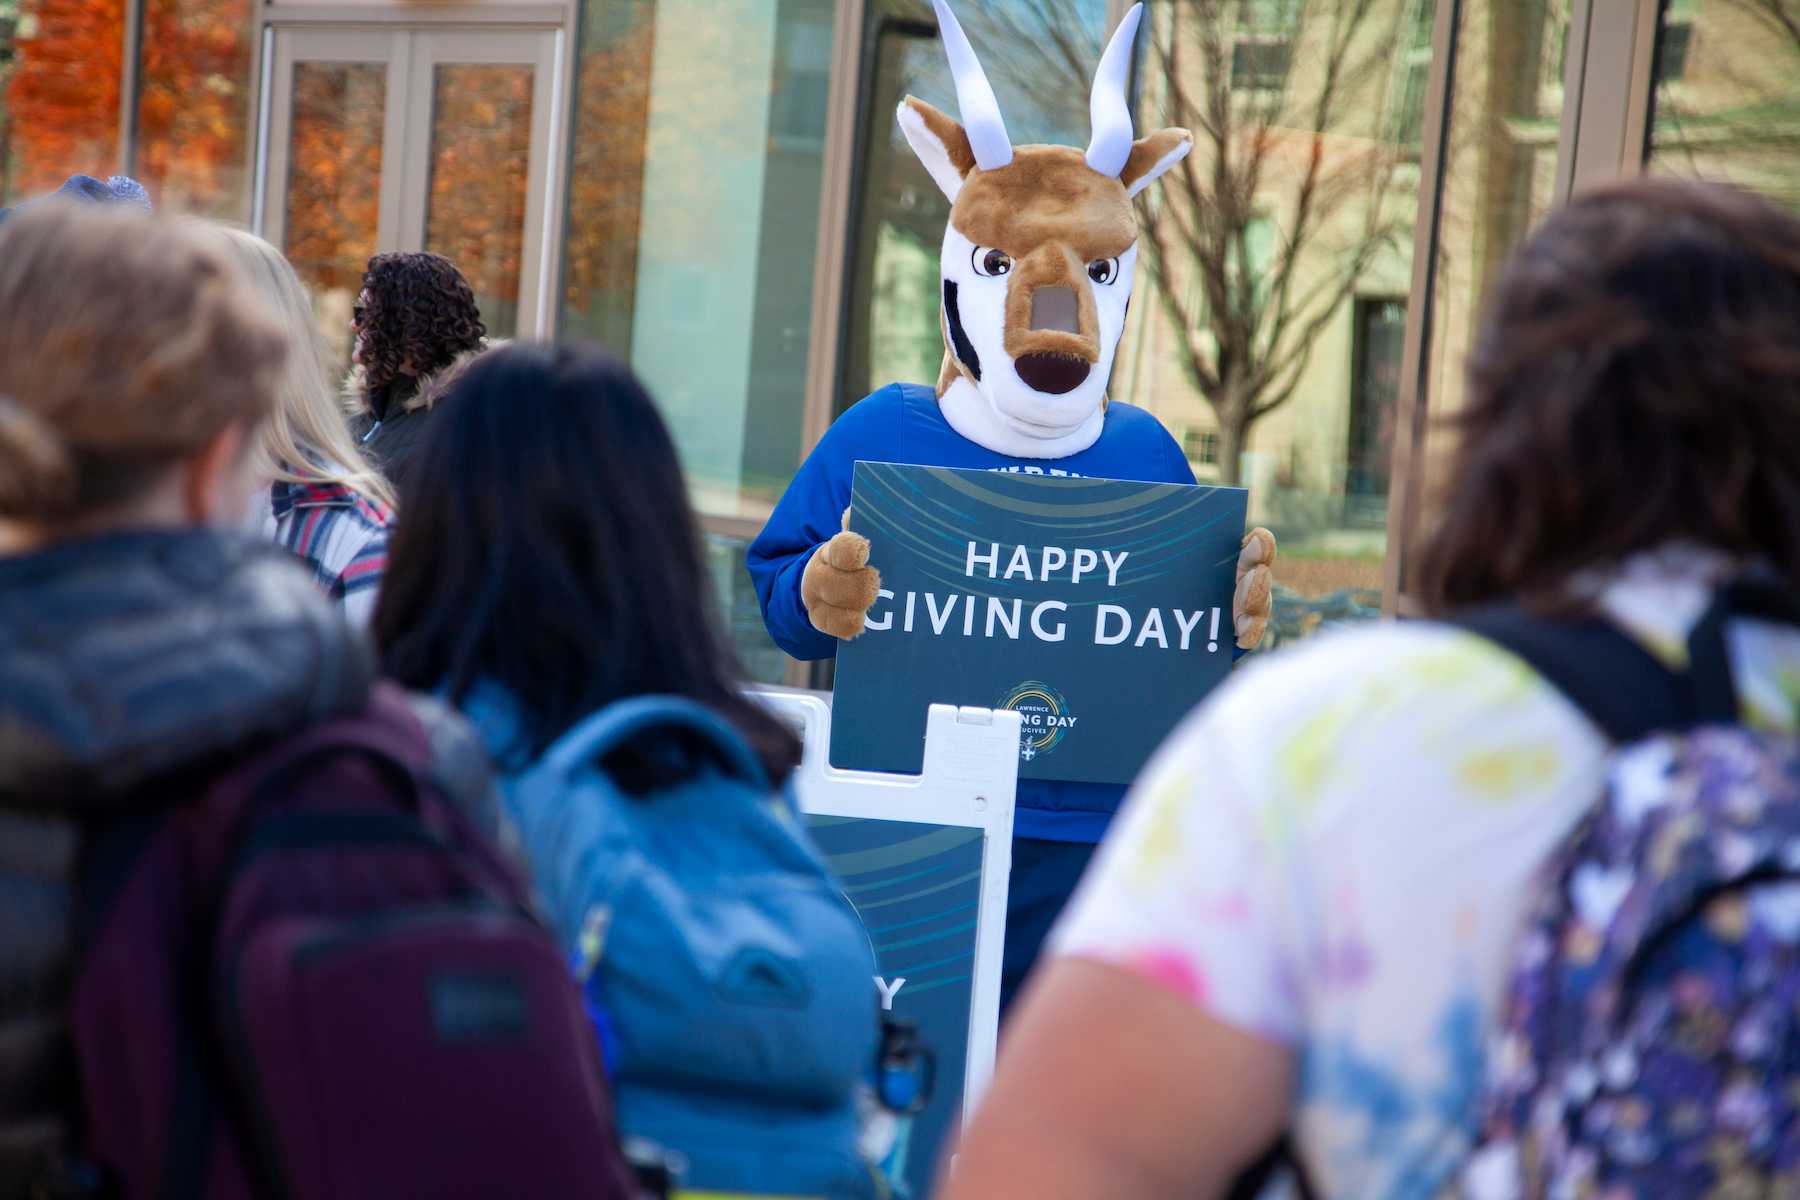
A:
[746,0,1277,1010]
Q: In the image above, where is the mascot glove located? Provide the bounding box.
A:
[802,508,882,641]
[1234,528,1277,650]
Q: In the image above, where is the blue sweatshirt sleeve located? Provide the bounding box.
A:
[746,388,895,661]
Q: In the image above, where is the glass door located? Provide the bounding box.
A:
[260,28,406,369]
[259,25,559,353]
[401,30,559,339]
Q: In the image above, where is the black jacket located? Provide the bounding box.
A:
[345,345,490,496]
[349,401,434,495]
[0,530,494,1195]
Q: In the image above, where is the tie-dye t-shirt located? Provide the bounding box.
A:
[1051,550,1800,1198]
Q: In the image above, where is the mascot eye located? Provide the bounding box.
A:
[1088,257,1120,285]
[972,247,1013,277]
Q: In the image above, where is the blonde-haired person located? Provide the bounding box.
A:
[189,222,395,625]
[0,202,603,1198]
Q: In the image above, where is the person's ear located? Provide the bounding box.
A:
[182,421,257,527]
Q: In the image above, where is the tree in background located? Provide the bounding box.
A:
[283,64,384,294]
[1133,0,1418,486]
[1650,0,1800,212]
[135,0,253,216]
[2,0,125,201]
[3,0,253,214]
[424,64,535,336]
[559,2,655,351]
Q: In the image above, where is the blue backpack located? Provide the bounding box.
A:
[1458,580,1800,1198]
[505,695,883,1198]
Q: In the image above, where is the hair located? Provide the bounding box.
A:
[190,222,396,511]
[0,203,287,522]
[1414,178,1800,615]
[355,252,486,412]
[374,342,801,785]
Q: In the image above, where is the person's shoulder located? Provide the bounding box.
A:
[1214,620,1547,722]
[837,381,920,427]
[389,685,511,842]
[814,382,933,459]
[1158,619,1587,803]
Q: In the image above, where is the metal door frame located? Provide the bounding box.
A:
[252,8,570,338]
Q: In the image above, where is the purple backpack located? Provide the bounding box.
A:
[1458,581,1800,1198]
[67,683,635,1199]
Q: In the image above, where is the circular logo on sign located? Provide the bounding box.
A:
[995,680,1075,763]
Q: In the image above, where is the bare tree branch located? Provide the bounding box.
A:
[1125,0,1414,483]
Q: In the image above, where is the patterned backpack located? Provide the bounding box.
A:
[1458,579,1800,1198]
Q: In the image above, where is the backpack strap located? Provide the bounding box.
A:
[1457,575,1800,742]
[1450,606,1697,743]
[1685,573,1800,724]
[542,696,769,790]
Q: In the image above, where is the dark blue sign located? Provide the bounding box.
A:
[831,463,1247,785]
[807,815,984,1199]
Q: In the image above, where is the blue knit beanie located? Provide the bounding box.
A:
[54,174,153,209]
[0,174,152,224]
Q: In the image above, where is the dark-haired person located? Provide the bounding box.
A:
[346,251,487,491]
[939,178,1800,1199]
[375,343,800,783]
[373,342,877,1194]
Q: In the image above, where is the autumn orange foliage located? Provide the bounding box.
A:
[284,63,384,294]
[559,11,655,342]
[3,0,126,200]
[424,64,534,336]
[135,0,253,216]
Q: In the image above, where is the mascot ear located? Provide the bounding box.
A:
[898,96,980,202]
[1119,128,1193,199]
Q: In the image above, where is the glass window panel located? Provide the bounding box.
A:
[706,534,789,686]
[561,0,836,678]
[560,0,835,526]
[134,0,254,218]
[424,63,535,339]
[284,62,386,374]
[1645,0,1800,212]
[1,0,125,204]
[1408,0,1572,608]
[1107,0,1443,645]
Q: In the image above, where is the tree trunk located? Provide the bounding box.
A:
[1216,412,1249,488]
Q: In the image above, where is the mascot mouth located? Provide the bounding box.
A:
[1013,352,1091,396]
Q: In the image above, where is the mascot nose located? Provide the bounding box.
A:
[1030,286,1080,334]
[1015,352,1090,394]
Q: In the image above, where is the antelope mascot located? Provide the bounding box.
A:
[748,0,1276,1005]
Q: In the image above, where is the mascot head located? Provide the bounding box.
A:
[899,1,1191,456]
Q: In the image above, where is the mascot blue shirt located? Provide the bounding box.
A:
[747,381,1196,843]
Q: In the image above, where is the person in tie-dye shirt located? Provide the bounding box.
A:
[939,180,1800,1198]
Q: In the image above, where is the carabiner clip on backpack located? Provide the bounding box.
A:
[874,1016,936,1116]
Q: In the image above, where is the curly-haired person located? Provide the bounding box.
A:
[346,251,488,492]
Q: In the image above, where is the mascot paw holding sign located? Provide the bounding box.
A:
[802,510,881,640]
[749,0,1279,1012]
[1236,527,1277,650]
